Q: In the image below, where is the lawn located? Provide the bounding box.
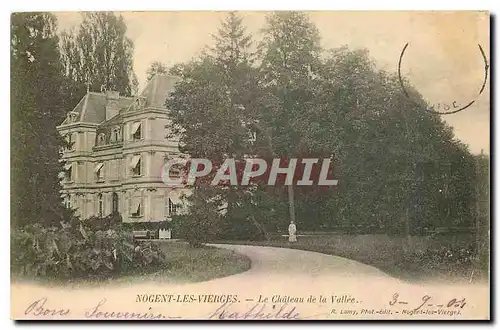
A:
[12,241,251,288]
[213,233,489,284]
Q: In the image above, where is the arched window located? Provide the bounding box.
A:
[112,192,119,214]
[112,126,121,143]
[98,193,103,217]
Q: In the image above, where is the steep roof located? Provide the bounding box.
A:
[62,74,180,126]
[60,95,85,125]
[140,74,180,108]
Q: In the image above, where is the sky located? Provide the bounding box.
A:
[55,11,490,155]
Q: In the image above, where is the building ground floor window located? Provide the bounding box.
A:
[98,193,103,217]
[112,192,119,213]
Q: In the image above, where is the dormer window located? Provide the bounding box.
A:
[97,133,106,146]
[131,97,146,111]
[111,126,121,143]
[67,111,79,123]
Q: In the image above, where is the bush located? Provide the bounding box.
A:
[11,221,166,281]
[398,243,479,277]
[170,213,221,248]
[80,213,123,231]
[169,185,224,247]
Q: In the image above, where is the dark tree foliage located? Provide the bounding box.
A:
[167,12,268,243]
[166,11,483,240]
[11,13,71,227]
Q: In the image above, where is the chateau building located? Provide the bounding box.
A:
[57,75,188,229]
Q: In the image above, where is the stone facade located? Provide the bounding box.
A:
[57,75,189,226]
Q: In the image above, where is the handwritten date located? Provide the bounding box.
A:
[389,293,466,311]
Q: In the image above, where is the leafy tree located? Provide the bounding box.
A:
[11,13,70,227]
[257,12,325,228]
[146,61,169,81]
[168,11,482,242]
[167,12,267,240]
[60,12,138,107]
[473,152,489,265]
[305,46,477,237]
[170,184,224,246]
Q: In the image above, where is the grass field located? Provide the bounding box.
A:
[213,233,489,284]
[12,241,252,288]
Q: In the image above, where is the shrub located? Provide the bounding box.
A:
[11,221,166,281]
[170,185,224,247]
[80,212,123,231]
[170,212,221,248]
[398,243,478,277]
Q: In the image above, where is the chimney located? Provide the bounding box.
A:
[105,91,120,120]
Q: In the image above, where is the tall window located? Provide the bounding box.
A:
[65,164,73,182]
[66,133,75,151]
[98,193,103,217]
[131,122,142,141]
[95,163,104,181]
[131,155,142,176]
[169,198,178,216]
[131,198,142,217]
[65,195,72,209]
[112,192,119,214]
[133,204,141,217]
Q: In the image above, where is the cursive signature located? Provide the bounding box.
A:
[24,297,71,317]
[208,301,301,320]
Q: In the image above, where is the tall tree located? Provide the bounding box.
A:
[60,12,137,107]
[146,61,168,81]
[11,13,69,227]
[167,12,267,241]
[258,11,324,226]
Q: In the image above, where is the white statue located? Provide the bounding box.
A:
[288,220,297,242]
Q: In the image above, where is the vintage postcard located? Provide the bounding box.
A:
[10,11,490,320]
